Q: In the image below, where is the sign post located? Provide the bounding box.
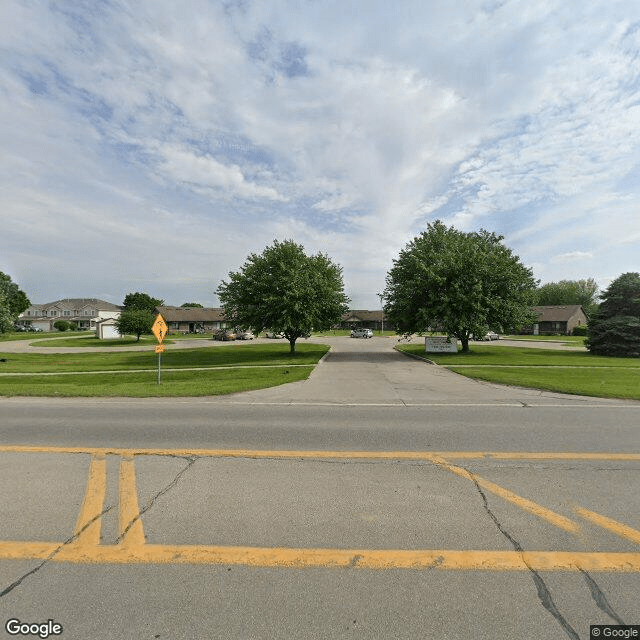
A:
[152,315,169,384]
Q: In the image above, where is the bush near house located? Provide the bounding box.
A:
[53,320,70,332]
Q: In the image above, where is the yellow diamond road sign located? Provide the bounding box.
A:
[152,314,168,343]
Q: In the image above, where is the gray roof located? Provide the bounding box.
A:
[342,310,386,322]
[39,298,122,311]
[531,305,587,321]
[156,306,227,322]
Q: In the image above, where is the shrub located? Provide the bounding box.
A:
[53,320,70,332]
[572,325,588,336]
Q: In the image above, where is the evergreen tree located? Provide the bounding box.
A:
[586,272,640,357]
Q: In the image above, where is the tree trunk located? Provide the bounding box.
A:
[460,336,469,353]
[289,338,297,354]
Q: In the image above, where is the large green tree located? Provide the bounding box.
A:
[0,272,30,321]
[123,292,164,312]
[586,272,640,357]
[217,239,350,353]
[0,291,15,334]
[383,220,538,352]
[115,309,155,342]
[535,278,599,316]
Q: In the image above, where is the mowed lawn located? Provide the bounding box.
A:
[0,343,329,397]
[397,344,640,400]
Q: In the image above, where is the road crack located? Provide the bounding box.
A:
[0,505,114,599]
[464,467,580,640]
[115,456,197,545]
[580,568,626,625]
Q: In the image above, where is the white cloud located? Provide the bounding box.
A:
[158,145,287,201]
[552,251,594,263]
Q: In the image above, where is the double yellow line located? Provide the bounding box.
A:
[1,446,639,571]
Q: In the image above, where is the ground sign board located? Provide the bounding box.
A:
[425,336,458,353]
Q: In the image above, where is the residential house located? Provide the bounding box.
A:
[18,298,122,331]
[340,310,390,331]
[155,306,228,334]
[521,305,589,335]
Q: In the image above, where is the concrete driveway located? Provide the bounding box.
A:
[232,335,627,407]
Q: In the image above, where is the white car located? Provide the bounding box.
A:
[473,332,500,341]
[235,330,255,340]
[351,328,373,338]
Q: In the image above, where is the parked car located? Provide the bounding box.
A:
[472,332,500,341]
[351,328,373,338]
[265,331,284,338]
[235,330,254,340]
[213,329,236,341]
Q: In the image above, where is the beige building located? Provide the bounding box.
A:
[155,306,228,334]
[524,305,588,335]
[18,298,122,331]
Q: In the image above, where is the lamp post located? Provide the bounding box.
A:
[378,294,384,335]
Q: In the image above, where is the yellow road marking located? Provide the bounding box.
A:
[0,444,639,462]
[118,457,145,548]
[0,541,639,571]
[71,455,107,549]
[432,458,581,534]
[576,508,640,545]
[1,446,639,571]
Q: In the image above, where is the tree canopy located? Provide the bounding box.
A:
[115,309,155,342]
[0,272,30,316]
[586,272,640,357]
[0,272,30,333]
[181,302,203,308]
[535,278,599,316]
[123,292,164,312]
[0,291,14,334]
[217,239,350,353]
[383,220,538,352]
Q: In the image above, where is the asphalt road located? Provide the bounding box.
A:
[1,336,639,640]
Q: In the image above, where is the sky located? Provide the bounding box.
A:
[2,0,639,309]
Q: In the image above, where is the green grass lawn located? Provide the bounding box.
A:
[0,343,329,397]
[33,335,170,347]
[445,366,640,400]
[502,334,586,346]
[0,367,313,397]
[397,344,640,400]
[0,331,95,342]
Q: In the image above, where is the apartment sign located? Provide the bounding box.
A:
[425,336,458,353]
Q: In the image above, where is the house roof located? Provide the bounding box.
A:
[156,306,227,322]
[33,298,122,311]
[342,310,386,322]
[531,305,586,322]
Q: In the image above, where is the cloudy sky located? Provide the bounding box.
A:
[2,0,639,309]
